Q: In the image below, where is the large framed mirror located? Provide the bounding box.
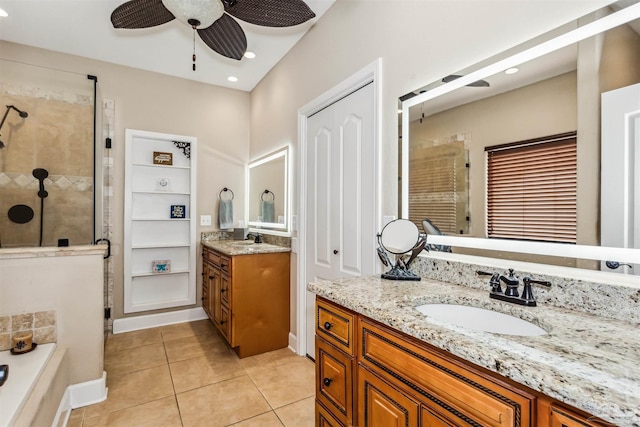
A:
[247,146,290,235]
[401,0,640,273]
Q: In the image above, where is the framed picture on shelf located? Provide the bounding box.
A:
[153,151,173,165]
[170,205,186,218]
[152,259,171,274]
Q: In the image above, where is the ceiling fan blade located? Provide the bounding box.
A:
[111,0,175,29]
[198,14,247,60]
[224,0,316,27]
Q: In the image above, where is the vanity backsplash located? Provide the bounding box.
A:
[412,256,640,324]
[201,231,291,247]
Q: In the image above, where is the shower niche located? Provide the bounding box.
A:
[0,60,101,248]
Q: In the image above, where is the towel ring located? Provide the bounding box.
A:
[261,190,275,202]
[219,187,234,200]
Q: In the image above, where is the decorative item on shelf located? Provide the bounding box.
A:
[173,140,191,159]
[170,204,186,218]
[218,187,234,229]
[153,151,173,165]
[156,177,170,191]
[152,259,171,274]
[11,331,36,355]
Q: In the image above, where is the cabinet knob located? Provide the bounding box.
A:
[220,320,225,325]
[221,288,227,293]
[323,378,332,386]
[209,275,214,280]
[333,250,339,255]
[323,322,332,330]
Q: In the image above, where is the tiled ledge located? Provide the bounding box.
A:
[0,244,107,260]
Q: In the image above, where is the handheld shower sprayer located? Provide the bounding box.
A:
[0,105,29,148]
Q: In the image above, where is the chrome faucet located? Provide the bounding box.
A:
[477,269,551,307]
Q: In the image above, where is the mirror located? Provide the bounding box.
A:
[247,147,290,234]
[401,1,640,272]
[377,219,425,281]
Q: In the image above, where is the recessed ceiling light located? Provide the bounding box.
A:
[505,67,519,75]
[244,51,256,59]
[0,7,8,17]
[227,76,238,82]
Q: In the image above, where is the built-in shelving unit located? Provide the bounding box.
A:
[124,129,197,313]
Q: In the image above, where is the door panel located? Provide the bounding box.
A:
[601,82,640,275]
[305,82,376,358]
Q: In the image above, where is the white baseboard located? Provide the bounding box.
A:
[112,307,208,334]
[288,332,298,355]
[54,372,108,426]
[69,371,108,409]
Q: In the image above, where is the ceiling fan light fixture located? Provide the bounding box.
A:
[161,0,224,28]
[0,7,8,17]
[244,51,256,59]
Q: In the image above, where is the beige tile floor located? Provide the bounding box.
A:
[68,320,316,427]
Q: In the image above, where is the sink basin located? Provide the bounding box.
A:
[232,241,256,246]
[415,304,547,336]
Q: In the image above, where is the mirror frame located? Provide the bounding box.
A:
[246,146,291,236]
[401,2,640,264]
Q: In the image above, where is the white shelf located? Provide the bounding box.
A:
[132,269,190,278]
[132,163,191,170]
[124,129,197,314]
[131,243,191,249]
[132,218,191,221]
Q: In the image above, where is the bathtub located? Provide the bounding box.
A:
[0,343,55,427]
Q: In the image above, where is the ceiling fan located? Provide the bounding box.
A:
[110,0,316,63]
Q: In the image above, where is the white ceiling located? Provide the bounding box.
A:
[0,0,335,92]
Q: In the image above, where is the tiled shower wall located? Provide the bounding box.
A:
[0,81,94,247]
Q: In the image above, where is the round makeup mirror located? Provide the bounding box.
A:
[380,219,420,254]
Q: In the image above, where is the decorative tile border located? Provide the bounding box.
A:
[0,310,57,351]
[0,173,92,192]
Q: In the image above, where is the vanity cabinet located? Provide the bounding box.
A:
[315,298,357,426]
[202,245,290,358]
[315,297,608,427]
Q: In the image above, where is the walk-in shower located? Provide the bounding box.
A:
[0,105,28,148]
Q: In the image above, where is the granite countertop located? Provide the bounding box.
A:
[202,240,291,257]
[308,276,640,426]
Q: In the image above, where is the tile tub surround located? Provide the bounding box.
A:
[202,240,291,257]
[0,310,56,351]
[308,276,640,426]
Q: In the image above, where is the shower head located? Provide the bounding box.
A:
[7,105,28,118]
[0,105,28,149]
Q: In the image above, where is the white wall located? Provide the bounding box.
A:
[249,0,614,335]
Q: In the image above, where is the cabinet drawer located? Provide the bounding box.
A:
[317,401,346,427]
[317,299,356,356]
[204,247,221,266]
[316,336,354,426]
[360,319,533,427]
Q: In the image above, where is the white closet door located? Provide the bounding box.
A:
[305,83,376,357]
[601,83,640,275]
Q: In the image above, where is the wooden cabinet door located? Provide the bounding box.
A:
[221,273,230,306]
[550,406,601,427]
[316,336,354,426]
[421,405,461,427]
[202,261,211,318]
[358,365,419,427]
[211,266,222,326]
[316,402,346,427]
